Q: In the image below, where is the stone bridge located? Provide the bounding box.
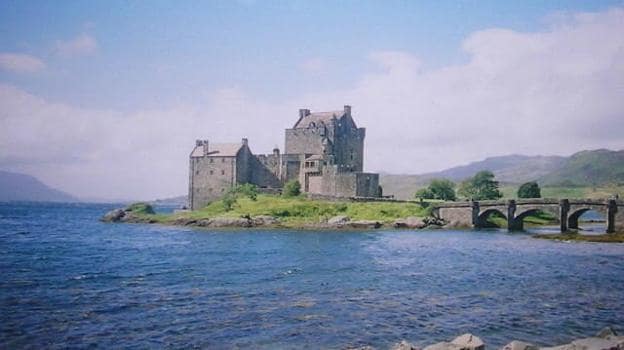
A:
[432,198,624,233]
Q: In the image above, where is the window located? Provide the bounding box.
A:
[222,158,225,163]
[195,170,199,175]
[208,188,213,192]
[209,170,213,175]
[209,158,214,163]
[221,170,225,175]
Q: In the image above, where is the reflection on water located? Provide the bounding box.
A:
[1,203,623,349]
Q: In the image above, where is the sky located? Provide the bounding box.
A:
[1,0,623,201]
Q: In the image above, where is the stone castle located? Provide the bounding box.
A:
[188,105,380,209]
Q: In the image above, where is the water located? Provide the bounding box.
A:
[1,202,623,349]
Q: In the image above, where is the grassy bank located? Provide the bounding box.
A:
[141,194,430,228]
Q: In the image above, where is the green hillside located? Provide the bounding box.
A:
[539,149,624,186]
[381,149,624,200]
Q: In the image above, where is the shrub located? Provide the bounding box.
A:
[283,180,301,197]
[518,181,541,198]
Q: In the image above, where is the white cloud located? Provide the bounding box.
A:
[0,53,45,73]
[55,33,98,57]
[1,7,623,200]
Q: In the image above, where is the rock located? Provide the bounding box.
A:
[423,216,446,227]
[208,217,252,228]
[394,216,426,229]
[328,215,350,225]
[100,209,125,222]
[391,340,420,350]
[173,217,197,226]
[571,336,623,350]
[451,333,485,350]
[424,342,463,350]
[348,220,382,229]
[195,219,212,227]
[541,336,624,350]
[500,341,538,350]
[252,215,280,226]
[597,327,618,338]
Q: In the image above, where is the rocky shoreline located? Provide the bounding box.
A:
[378,327,623,350]
[100,204,458,230]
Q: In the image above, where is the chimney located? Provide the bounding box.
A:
[241,138,248,146]
[344,105,351,116]
[202,139,209,155]
[196,139,203,147]
[299,109,310,119]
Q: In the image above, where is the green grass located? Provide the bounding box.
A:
[163,194,429,227]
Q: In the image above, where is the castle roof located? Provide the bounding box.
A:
[190,143,243,157]
[293,110,344,128]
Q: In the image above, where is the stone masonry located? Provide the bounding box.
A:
[188,105,380,209]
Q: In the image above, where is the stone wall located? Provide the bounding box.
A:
[355,172,379,197]
[250,153,282,188]
[189,155,238,210]
[284,128,325,155]
[333,125,365,172]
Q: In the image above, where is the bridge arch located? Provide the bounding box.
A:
[476,209,507,228]
[567,206,608,232]
[510,208,543,231]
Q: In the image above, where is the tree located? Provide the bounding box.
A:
[428,179,457,201]
[458,170,503,200]
[414,187,434,200]
[415,179,456,201]
[517,181,541,198]
[283,179,301,197]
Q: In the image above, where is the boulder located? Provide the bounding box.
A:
[424,342,463,350]
[451,334,485,350]
[195,219,213,227]
[391,340,420,350]
[571,336,624,350]
[500,341,538,350]
[541,336,624,350]
[596,327,618,339]
[173,217,197,226]
[252,215,280,226]
[100,209,125,222]
[394,216,426,229]
[328,215,350,225]
[348,220,382,229]
[208,217,252,228]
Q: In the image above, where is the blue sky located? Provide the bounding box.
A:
[1,1,623,200]
[2,0,622,110]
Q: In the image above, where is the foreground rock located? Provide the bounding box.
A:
[391,340,419,350]
[501,341,538,350]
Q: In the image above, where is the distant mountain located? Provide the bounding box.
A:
[0,170,78,202]
[380,149,623,199]
[539,149,624,187]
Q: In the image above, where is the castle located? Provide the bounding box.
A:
[188,105,380,209]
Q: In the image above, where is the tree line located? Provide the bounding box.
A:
[414,170,541,201]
